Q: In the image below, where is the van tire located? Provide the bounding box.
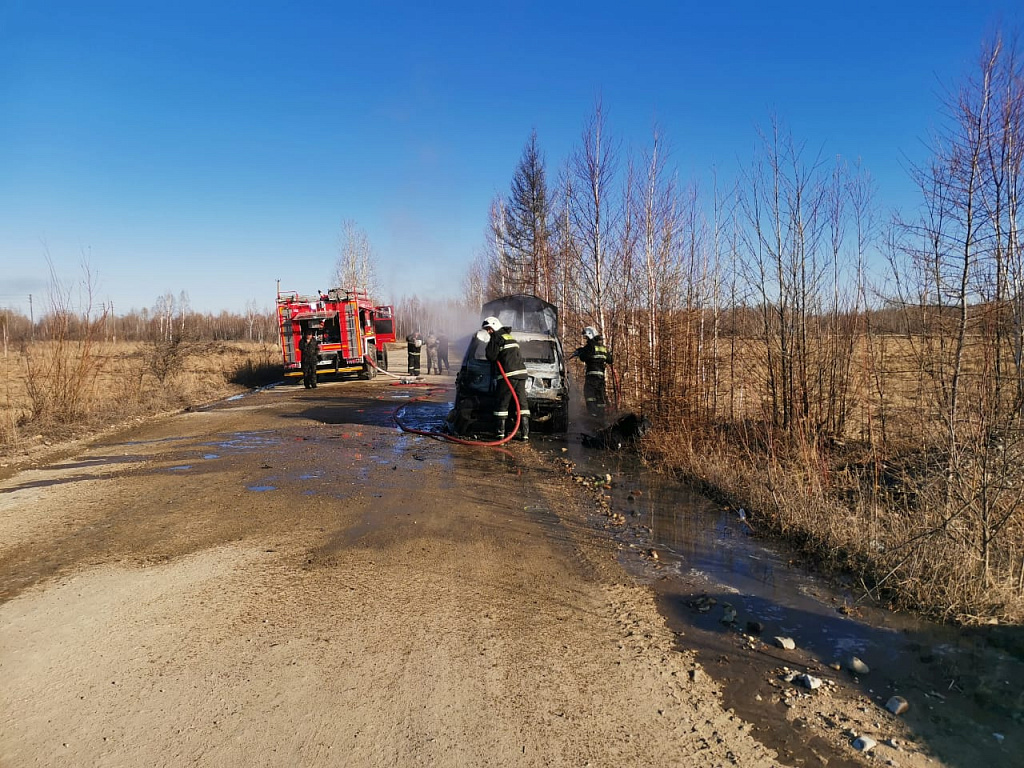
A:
[551,405,569,433]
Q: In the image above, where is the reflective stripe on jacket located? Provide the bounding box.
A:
[577,339,612,376]
[485,328,528,380]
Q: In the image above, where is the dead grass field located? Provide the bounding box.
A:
[0,340,280,457]
[645,333,1024,624]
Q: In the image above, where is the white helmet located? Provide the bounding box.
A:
[482,316,502,332]
[583,326,598,340]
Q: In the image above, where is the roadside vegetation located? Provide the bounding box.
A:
[1,285,281,457]
[469,32,1024,624]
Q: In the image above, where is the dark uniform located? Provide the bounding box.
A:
[575,336,613,416]
[485,325,530,440]
[437,334,450,374]
[406,332,422,375]
[300,333,320,389]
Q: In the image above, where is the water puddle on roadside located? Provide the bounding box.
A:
[545,435,1024,767]
[204,431,281,452]
[393,401,452,433]
[112,436,191,448]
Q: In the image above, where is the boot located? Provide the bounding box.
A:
[516,417,530,441]
[495,418,506,441]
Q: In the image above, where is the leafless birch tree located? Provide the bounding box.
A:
[568,100,619,335]
[333,219,380,296]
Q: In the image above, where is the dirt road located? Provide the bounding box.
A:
[1,378,787,767]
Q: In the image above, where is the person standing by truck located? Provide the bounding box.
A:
[573,326,612,417]
[300,329,320,389]
[437,333,450,374]
[482,316,530,441]
[406,331,422,376]
[425,332,439,375]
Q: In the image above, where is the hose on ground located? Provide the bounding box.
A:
[366,354,522,447]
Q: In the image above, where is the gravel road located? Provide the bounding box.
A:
[0,378,789,767]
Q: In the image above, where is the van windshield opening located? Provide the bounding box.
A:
[519,339,556,363]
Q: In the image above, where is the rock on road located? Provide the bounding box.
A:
[0,379,780,767]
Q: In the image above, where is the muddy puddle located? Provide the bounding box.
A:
[393,400,453,433]
[542,432,1024,767]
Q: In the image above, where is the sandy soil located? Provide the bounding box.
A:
[0,378,784,767]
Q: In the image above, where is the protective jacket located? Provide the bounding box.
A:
[485,325,530,434]
[300,335,320,364]
[485,326,528,379]
[300,334,320,388]
[576,337,612,377]
[406,333,422,375]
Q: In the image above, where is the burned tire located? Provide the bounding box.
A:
[551,404,569,433]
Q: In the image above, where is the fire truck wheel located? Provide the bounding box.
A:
[362,345,378,380]
[379,348,389,371]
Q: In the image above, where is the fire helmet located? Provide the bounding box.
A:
[583,326,598,340]
[482,316,502,332]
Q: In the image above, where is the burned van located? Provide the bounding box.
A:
[448,295,569,436]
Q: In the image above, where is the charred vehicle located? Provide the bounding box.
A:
[448,295,569,435]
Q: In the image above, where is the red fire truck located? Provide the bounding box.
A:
[276,287,396,380]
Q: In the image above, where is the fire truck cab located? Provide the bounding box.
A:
[277,287,396,380]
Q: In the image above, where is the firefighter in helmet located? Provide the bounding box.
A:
[406,330,422,376]
[300,327,321,389]
[482,316,530,441]
[573,326,613,417]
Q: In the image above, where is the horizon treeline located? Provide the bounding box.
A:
[0,296,279,345]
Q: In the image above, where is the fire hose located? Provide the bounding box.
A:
[365,354,522,447]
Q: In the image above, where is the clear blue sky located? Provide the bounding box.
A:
[2,1,1021,316]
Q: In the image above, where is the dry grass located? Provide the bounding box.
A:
[645,418,1024,625]
[639,331,1024,625]
[0,340,280,457]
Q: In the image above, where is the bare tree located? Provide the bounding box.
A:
[333,219,380,295]
[462,249,490,310]
[153,292,175,342]
[244,299,264,343]
[887,33,1024,603]
[739,117,831,434]
[568,100,619,335]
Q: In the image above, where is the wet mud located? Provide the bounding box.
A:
[542,430,1024,768]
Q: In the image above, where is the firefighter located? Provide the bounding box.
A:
[482,316,530,441]
[406,331,422,375]
[300,329,320,389]
[573,326,613,417]
[437,333,450,374]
